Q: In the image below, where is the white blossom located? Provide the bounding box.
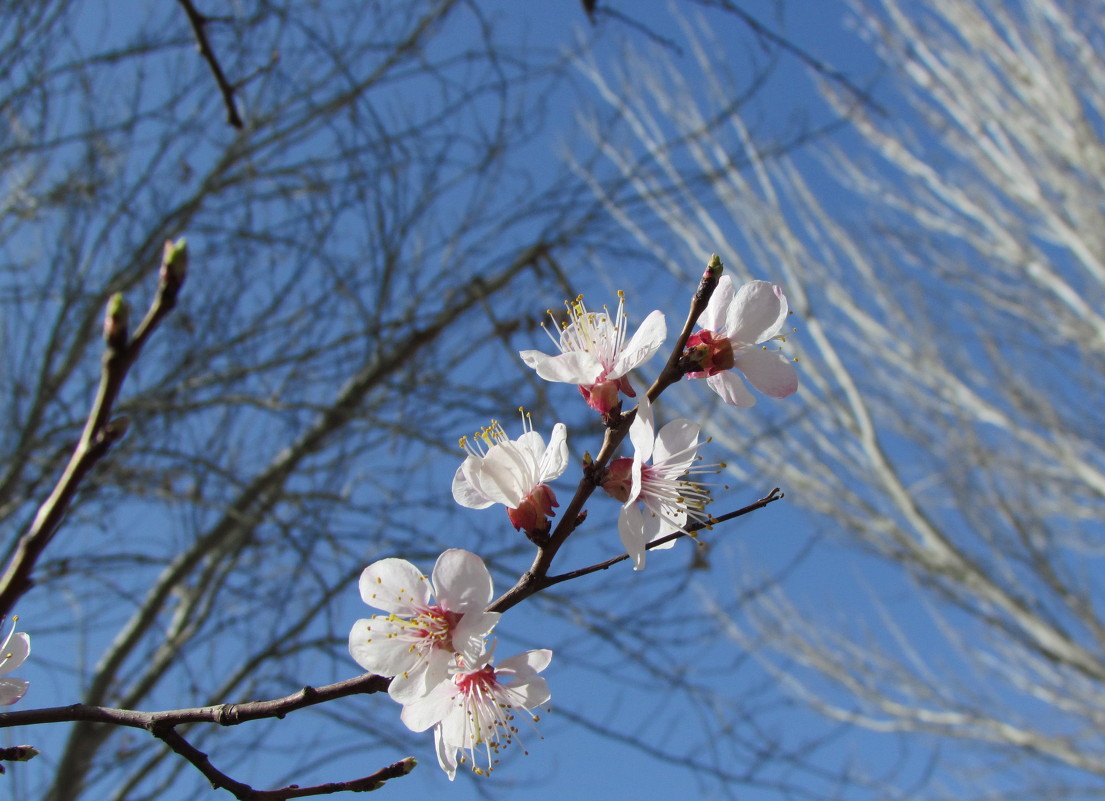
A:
[348,550,500,704]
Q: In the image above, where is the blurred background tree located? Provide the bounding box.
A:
[583,0,1105,798]
[0,2,872,800]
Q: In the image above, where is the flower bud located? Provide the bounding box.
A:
[704,253,723,279]
[160,237,188,286]
[103,293,130,348]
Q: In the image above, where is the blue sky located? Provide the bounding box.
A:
[0,3,1004,800]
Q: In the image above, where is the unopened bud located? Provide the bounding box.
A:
[0,745,39,763]
[103,293,130,348]
[705,253,723,279]
[160,237,188,285]
[100,416,131,446]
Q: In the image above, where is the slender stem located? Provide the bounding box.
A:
[0,243,186,619]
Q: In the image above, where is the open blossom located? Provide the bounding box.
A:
[400,644,552,780]
[602,395,715,570]
[519,292,666,413]
[0,617,29,706]
[685,276,797,407]
[348,550,501,704]
[452,413,568,532]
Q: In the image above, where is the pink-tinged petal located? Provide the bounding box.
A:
[736,348,798,398]
[0,633,29,674]
[400,682,458,733]
[452,611,501,664]
[697,275,735,332]
[348,617,416,676]
[707,371,756,407]
[610,310,667,378]
[519,350,602,384]
[0,679,28,706]
[628,395,656,462]
[653,419,699,469]
[727,281,788,343]
[432,549,494,611]
[538,423,569,482]
[358,559,430,613]
[619,506,648,570]
[496,648,553,676]
[451,460,494,509]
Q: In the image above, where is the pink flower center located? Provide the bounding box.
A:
[507,484,558,532]
[455,664,498,693]
[685,330,735,377]
[579,373,635,414]
[601,457,634,503]
[409,607,463,650]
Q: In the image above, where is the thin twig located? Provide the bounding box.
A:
[543,487,783,586]
[689,0,886,116]
[0,673,404,799]
[176,0,244,129]
[0,241,187,619]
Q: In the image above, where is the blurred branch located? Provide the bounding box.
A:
[176,0,244,129]
[0,241,187,620]
[0,673,406,799]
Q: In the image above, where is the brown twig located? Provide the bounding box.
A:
[176,0,245,129]
[0,241,188,620]
[0,673,405,799]
[541,487,784,586]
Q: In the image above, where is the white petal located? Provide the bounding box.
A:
[434,725,458,781]
[451,459,494,509]
[519,350,602,384]
[727,281,788,343]
[538,423,569,482]
[697,275,734,332]
[643,507,680,549]
[628,395,655,462]
[0,633,29,675]
[497,648,553,677]
[653,419,699,470]
[504,674,551,708]
[348,617,416,677]
[452,611,501,664]
[0,679,28,706]
[707,371,756,407]
[400,682,458,733]
[432,549,494,611]
[610,310,667,378]
[480,443,531,507]
[390,652,456,705]
[736,348,799,398]
[358,559,429,613]
[618,506,648,570]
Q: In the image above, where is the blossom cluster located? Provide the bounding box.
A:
[348,550,550,779]
[350,263,797,779]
